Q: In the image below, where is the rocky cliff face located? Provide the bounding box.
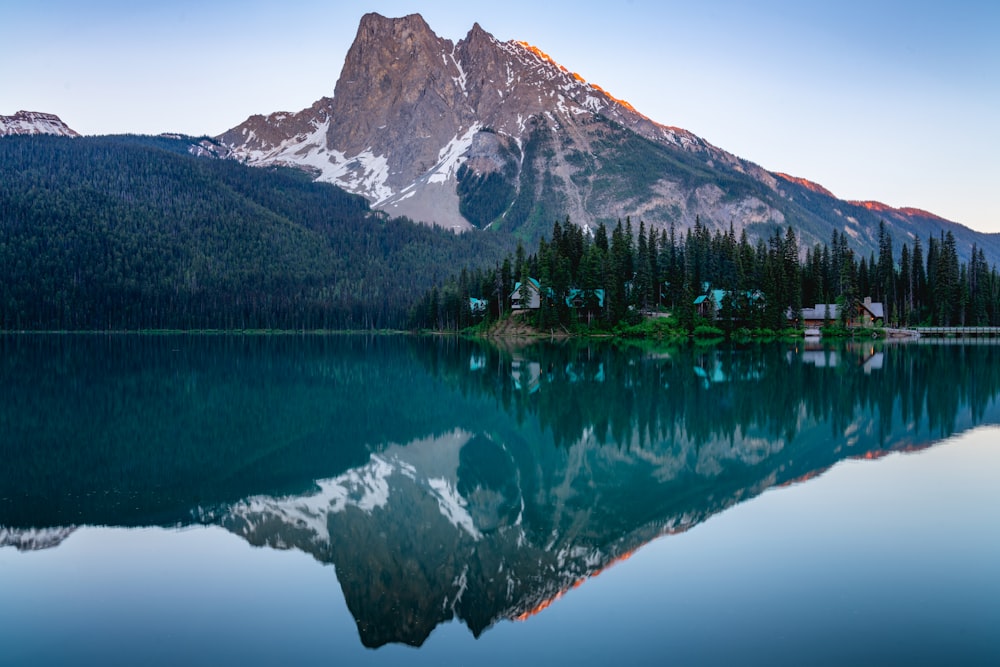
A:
[216,13,997,261]
[0,111,79,137]
[329,14,471,181]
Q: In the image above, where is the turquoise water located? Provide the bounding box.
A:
[1,335,998,665]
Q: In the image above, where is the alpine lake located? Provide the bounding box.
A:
[1,333,998,667]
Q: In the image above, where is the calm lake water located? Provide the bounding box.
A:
[1,334,998,666]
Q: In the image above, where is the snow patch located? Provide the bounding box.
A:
[452,566,470,607]
[228,118,394,203]
[0,525,77,551]
[427,123,481,185]
[429,478,481,539]
[393,190,417,203]
[0,110,79,138]
[223,454,396,545]
[330,455,394,513]
[450,46,468,95]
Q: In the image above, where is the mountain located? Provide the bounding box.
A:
[0,110,79,137]
[218,13,1000,263]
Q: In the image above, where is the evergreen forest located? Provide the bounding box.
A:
[413,215,1000,333]
[4,134,999,335]
[0,135,513,330]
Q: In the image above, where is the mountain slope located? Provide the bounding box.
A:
[218,13,1000,264]
[0,134,511,330]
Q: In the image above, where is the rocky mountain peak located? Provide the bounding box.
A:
[327,12,471,184]
[216,12,742,230]
[459,21,496,60]
[214,13,986,258]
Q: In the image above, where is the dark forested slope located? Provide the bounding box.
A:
[0,135,512,329]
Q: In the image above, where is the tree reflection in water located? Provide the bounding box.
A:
[3,335,1000,647]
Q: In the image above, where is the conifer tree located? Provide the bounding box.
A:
[635,220,651,311]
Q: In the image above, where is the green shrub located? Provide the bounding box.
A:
[820,325,853,338]
[693,324,725,338]
[613,316,686,340]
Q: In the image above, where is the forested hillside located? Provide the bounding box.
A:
[0,135,512,330]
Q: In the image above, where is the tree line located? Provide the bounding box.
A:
[412,215,1000,331]
[4,134,996,332]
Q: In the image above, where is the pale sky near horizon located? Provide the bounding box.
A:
[2,0,998,234]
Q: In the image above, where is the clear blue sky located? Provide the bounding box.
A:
[3,0,998,233]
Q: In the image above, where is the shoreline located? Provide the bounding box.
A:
[0,322,908,342]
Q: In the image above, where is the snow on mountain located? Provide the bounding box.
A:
[0,110,80,137]
[0,525,77,551]
[196,428,635,646]
[214,12,997,262]
[216,12,749,234]
[200,430,484,548]
[207,14,788,242]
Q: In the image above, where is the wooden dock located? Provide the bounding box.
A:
[911,327,1000,338]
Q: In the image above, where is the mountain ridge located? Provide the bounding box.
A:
[215,12,998,263]
[5,15,996,264]
[217,13,773,233]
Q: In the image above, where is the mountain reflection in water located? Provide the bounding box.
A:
[2,335,1000,648]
